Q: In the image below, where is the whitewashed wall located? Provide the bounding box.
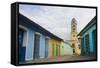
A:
[61,42,73,56]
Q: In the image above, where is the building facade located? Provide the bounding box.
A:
[49,38,61,58]
[71,18,81,55]
[19,13,63,62]
[78,16,96,55]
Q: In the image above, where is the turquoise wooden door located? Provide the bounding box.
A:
[85,34,90,55]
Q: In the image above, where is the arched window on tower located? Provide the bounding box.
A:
[73,25,75,27]
[73,28,76,32]
[73,35,75,37]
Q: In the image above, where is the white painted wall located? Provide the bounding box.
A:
[61,42,73,56]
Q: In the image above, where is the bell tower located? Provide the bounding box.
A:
[71,18,80,55]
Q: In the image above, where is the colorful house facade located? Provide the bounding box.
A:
[78,16,96,55]
[49,38,62,58]
[18,13,63,62]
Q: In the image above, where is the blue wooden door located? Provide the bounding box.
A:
[19,29,26,62]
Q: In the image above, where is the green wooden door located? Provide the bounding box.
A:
[56,45,58,56]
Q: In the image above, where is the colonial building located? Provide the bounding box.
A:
[19,13,63,62]
[78,16,96,56]
[71,18,81,55]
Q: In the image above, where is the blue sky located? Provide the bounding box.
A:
[19,4,96,40]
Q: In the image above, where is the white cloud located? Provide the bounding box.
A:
[19,4,96,40]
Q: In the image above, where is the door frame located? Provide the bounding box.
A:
[18,25,28,62]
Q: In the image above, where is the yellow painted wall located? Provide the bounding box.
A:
[49,38,62,58]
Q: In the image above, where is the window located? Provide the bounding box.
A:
[73,25,75,27]
[79,45,80,49]
[73,49,75,53]
[72,19,75,23]
[73,28,75,30]
[19,25,28,47]
[23,31,28,47]
[73,35,75,37]
[72,43,75,48]
[73,28,75,31]
[19,28,24,46]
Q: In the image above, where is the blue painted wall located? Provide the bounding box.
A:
[19,24,49,60]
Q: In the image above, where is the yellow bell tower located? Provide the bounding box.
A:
[71,18,81,55]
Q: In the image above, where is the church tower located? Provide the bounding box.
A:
[71,18,80,55]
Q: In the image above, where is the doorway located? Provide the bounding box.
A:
[56,45,58,56]
[33,33,40,60]
[18,28,26,62]
[45,38,49,58]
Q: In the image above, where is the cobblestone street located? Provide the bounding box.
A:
[20,55,96,64]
